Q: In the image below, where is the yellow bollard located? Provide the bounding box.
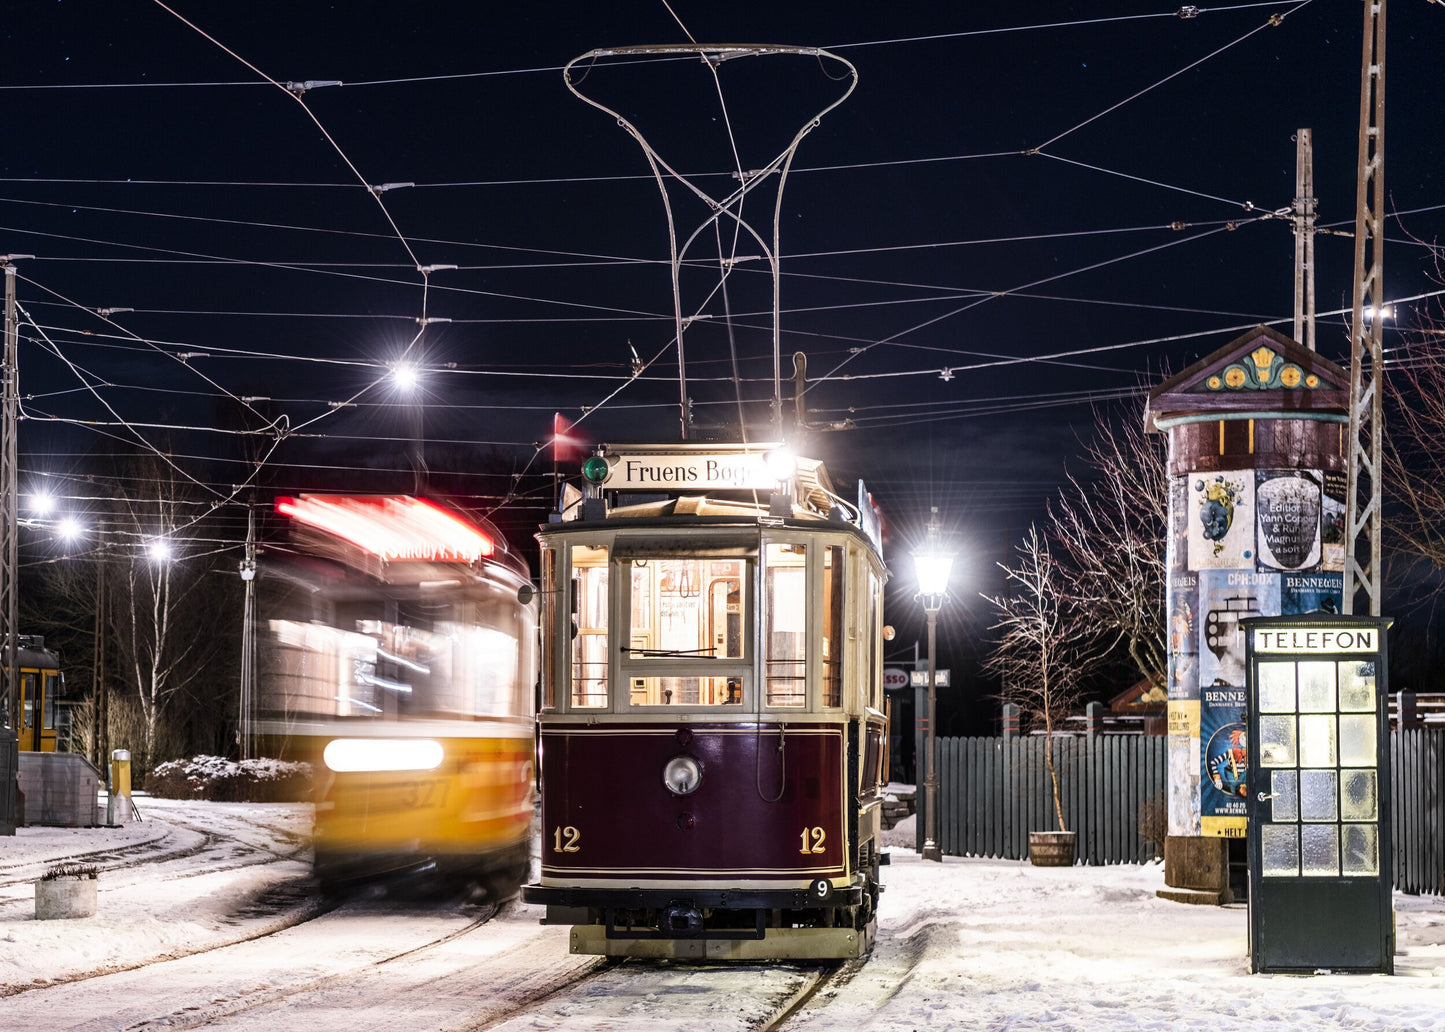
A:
[110,749,131,801]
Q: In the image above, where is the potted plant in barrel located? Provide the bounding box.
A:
[983,525,1089,866]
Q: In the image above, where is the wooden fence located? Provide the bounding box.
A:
[933,734,1166,865]
[930,729,1445,894]
[1393,728,1445,895]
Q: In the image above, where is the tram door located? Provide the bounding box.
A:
[1244,616,1393,974]
[18,669,59,752]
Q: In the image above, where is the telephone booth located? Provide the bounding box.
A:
[1243,615,1393,974]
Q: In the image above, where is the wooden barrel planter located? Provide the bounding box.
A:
[1028,830,1077,867]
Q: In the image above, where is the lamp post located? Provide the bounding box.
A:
[913,507,953,863]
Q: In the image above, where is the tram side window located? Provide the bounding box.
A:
[43,672,57,730]
[822,546,844,708]
[868,568,884,711]
[540,547,557,710]
[624,556,746,706]
[571,544,609,708]
[21,672,35,728]
[765,543,808,707]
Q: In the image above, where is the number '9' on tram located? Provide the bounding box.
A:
[522,443,891,959]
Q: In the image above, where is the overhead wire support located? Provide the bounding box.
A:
[564,45,857,441]
[1344,0,1386,617]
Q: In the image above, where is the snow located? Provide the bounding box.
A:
[0,797,1442,1030]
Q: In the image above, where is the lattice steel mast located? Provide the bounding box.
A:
[1344,0,1386,616]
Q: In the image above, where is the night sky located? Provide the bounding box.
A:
[6,1,1444,727]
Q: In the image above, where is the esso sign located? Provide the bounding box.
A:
[883,667,910,692]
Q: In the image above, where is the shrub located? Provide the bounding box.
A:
[148,755,312,802]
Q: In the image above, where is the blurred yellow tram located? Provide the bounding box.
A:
[257,494,537,897]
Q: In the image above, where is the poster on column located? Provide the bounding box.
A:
[1187,471,1255,570]
[1200,685,1247,837]
[1255,470,1322,571]
[1169,476,1190,575]
[1167,701,1201,838]
[1282,571,1344,615]
[1167,572,1198,700]
[1322,470,1347,572]
[1198,569,1279,690]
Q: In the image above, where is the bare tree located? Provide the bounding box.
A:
[1385,291,1445,572]
[104,481,232,771]
[1048,406,1169,694]
[982,525,1092,833]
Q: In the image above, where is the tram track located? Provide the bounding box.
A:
[754,960,860,1032]
[110,901,508,1032]
[0,816,308,893]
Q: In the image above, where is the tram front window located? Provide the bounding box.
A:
[624,556,747,707]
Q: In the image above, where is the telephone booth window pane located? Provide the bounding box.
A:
[1257,662,1296,713]
[1338,715,1376,767]
[1298,769,1338,822]
[1298,714,1337,768]
[1297,661,1336,712]
[1261,824,1299,876]
[1259,715,1296,767]
[1341,770,1378,821]
[1300,824,1340,877]
[1270,770,1299,822]
[1342,824,1379,875]
[1338,662,1376,712]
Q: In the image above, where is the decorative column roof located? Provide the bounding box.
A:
[1144,325,1349,432]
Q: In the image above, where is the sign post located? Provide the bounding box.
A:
[1242,614,1393,974]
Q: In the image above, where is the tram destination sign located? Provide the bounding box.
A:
[1250,625,1379,654]
[599,451,782,491]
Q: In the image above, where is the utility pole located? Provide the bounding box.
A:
[1344,0,1386,617]
[238,506,257,761]
[93,561,107,770]
[1292,128,1317,352]
[1,257,30,737]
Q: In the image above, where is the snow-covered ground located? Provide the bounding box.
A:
[0,797,1442,1030]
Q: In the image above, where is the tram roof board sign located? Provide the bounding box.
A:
[1250,625,1379,655]
[601,451,782,491]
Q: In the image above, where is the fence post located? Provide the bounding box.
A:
[1002,703,1020,740]
[1086,700,1103,743]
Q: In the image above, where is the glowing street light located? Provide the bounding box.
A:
[392,362,420,392]
[913,507,954,863]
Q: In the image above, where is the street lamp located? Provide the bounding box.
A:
[913,507,953,863]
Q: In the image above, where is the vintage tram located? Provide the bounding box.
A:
[257,494,537,897]
[522,443,890,959]
[5,636,65,752]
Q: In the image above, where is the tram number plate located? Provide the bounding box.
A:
[363,779,449,813]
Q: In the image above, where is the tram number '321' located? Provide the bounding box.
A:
[552,826,581,853]
[799,827,827,854]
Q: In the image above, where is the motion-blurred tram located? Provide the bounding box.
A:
[256,494,537,898]
[522,443,891,959]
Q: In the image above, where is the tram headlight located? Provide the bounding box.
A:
[323,738,445,773]
[663,755,703,796]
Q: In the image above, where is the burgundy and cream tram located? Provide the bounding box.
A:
[522,443,890,959]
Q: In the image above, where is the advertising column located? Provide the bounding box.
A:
[1147,326,1350,900]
